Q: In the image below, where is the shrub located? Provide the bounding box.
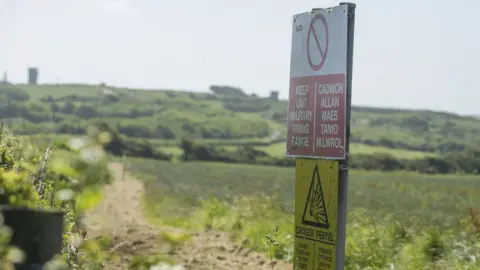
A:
[0,123,113,268]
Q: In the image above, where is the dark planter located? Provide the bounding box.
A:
[0,194,9,205]
[0,206,64,270]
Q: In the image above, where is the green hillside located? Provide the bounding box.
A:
[2,82,479,158]
[1,82,480,268]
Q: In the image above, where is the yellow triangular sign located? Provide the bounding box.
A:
[302,164,330,229]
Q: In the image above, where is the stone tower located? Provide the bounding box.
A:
[28,67,39,85]
[270,91,279,101]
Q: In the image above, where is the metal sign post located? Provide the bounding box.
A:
[336,3,355,270]
[286,3,355,270]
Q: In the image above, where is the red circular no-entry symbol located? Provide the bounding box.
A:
[307,13,329,71]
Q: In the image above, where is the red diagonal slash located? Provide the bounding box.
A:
[307,13,329,71]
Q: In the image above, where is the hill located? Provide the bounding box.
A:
[2,82,479,159]
[1,83,480,268]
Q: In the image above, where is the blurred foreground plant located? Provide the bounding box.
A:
[0,123,113,269]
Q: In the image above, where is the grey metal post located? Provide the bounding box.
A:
[336,2,356,270]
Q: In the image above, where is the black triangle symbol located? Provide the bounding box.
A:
[302,164,329,229]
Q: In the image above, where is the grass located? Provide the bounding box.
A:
[159,146,184,157]
[160,231,191,249]
[7,82,480,268]
[6,83,480,156]
[349,143,436,158]
[126,157,480,269]
[16,84,103,99]
[157,142,434,160]
[130,158,480,227]
[255,142,435,159]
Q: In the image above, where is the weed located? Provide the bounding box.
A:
[264,224,279,269]
[468,207,480,236]
[160,230,191,252]
[423,230,445,262]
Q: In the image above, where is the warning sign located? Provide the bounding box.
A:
[286,5,348,160]
[302,164,329,229]
[295,158,338,270]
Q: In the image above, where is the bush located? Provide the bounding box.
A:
[180,139,267,164]
[0,123,113,268]
[0,86,29,101]
[94,121,171,160]
[351,153,404,171]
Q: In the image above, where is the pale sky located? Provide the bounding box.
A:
[0,0,478,115]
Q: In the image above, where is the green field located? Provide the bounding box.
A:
[4,81,480,268]
[7,80,479,175]
[254,142,435,159]
[160,142,433,160]
[3,82,480,158]
[126,158,480,269]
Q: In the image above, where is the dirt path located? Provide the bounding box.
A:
[84,162,292,270]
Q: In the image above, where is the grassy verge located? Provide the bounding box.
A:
[128,158,480,269]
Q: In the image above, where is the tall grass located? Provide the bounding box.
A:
[128,158,480,269]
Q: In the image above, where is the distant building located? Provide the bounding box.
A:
[1,71,8,84]
[270,91,279,101]
[28,67,39,85]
